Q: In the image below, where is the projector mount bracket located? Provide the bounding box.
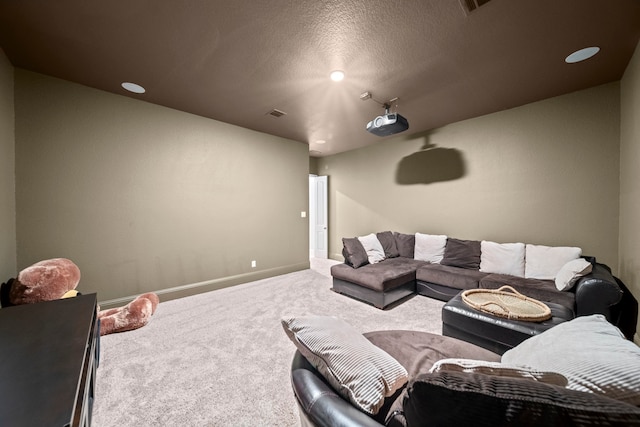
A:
[360,91,400,114]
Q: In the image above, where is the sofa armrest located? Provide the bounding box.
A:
[290,351,384,427]
[573,263,622,320]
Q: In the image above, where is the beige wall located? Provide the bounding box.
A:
[309,157,319,175]
[0,49,16,280]
[15,70,309,307]
[318,83,620,270]
[619,41,640,344]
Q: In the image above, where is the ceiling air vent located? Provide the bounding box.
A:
[267,108,287,118]
[459,0,491,15]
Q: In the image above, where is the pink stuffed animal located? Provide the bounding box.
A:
[1,258,159,336]
[98,292,160,336]
[10,258,81,305]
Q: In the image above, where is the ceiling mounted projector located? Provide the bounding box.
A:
[366,112,409,136]
[364,97,409,136]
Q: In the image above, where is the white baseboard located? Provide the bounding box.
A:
[97,261,310,310]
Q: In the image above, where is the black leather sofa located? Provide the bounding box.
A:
[290,329,640,427]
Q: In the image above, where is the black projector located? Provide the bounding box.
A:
[366,113,409,136]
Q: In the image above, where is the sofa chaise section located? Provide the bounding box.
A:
[331,257,427,309]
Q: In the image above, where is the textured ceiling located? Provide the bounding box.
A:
[0,1,639,157]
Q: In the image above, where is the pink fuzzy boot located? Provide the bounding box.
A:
[98,292,159,336]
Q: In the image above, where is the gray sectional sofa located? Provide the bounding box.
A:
[331,231,623,323]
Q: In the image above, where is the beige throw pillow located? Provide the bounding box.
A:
[524,244,582,280]
[358,233,386,264]
[430,358,567,386]
[479,241,526,277]
[414,233,447,263]
[555,258,593,291]
[281,315,408,415]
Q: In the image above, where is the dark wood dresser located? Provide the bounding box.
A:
[0,294,99,426]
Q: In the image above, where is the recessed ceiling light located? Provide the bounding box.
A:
[121,82,146,94]
[315,140,326,144]
[330,70,345,82]
[565,47,600,64]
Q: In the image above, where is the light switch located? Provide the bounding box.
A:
[301,211,307,218]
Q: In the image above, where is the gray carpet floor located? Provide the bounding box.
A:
[92,259,444,426]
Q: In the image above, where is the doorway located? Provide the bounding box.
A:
[309,175,328,259]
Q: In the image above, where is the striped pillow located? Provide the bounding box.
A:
[502,314,640,406]
[404,371,640,426]
[281,315,408,414]
[430,358,568,387]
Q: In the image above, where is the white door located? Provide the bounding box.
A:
[309,175,328,259]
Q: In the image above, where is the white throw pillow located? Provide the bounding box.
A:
[555,258,593,291]
[414,233,447,263]
[502,314,640,406]
[430,358,567,386]
[357,233,386,264]
[479,241,526,277]
[524,244,582,280]
[281,315,408,415]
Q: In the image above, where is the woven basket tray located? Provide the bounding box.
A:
[461,286,552,322]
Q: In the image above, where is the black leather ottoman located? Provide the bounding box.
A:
[442,293,574,355]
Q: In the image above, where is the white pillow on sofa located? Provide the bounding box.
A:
[502,314,640,406]
[479,241,526,277]
[524,244,582,280]
[414,233,447,263]
[555,258,593,291]
[358,233,386,264]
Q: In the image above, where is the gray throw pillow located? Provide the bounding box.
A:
[342,237,369,268]
[394,232,415,258]
[441,238,481,269]
[281,315,408,415]
[377,231,400,258]
[502,314,640,406]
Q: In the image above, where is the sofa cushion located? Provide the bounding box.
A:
[342,237,369,268]
[442,238,481,269]
[393,232,414,258]
[281,316,408,415]
[525,244,582,280]
[402,371,640,426]
[479,273,575,311]
[414,233,448,263]
[358,233,386,264]
[365,330,501,378]
[502,314,640,406]
[377,231,400,258]
[479,241,525,277]
[363,330,500,426]
[555,258,592,291]
[331,258,425,292]
[417,264,487,291]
